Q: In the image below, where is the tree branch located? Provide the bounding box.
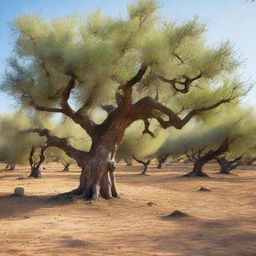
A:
[101,105,116,114]
[157,72,202,94]
[35,144,48,169]
[20,129,86,167]
[60,72,77,115]
[29,145,36,168]
[122,63,148,89]
[142,119,155,137]
[130,93,236,130]
[29,100,64,113]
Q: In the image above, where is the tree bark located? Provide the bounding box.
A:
[71,117,132,200]
[19,59,240,200]
[133,156,151,175]
[141,160,151,175]
[184,160,209,177]
[184,138,230,177]
[29,166,42,178]
[216,156,241,174]
[157,154,168,169]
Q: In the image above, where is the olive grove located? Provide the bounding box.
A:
[1,0,248,199]
[155,107,256,177]
[0,112,90,177]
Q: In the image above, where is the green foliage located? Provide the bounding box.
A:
[0,112,91,166]
[0,0,252,170]
[156,106,256,161]
[1,0,244,118]
[0,112,43,165]
[117,120,167,161]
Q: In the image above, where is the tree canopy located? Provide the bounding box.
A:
[0,0,251,199]
[1,0,245,137]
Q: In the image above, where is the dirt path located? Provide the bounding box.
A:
[0,163,256,256]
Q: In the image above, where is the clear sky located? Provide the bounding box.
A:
[0,0,255,112]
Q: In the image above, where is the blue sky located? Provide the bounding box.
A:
[0,0,255,112]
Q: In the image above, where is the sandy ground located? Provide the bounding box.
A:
[0,162,256,256]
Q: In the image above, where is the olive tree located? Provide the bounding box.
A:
[0,112,44,172]
[1,0,246,199]
[156,107,256,177]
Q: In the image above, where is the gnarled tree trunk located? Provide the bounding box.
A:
[184,138,230,177]
[216,156,241,174]
[184,159,209,177]
[133,156,151,175]
[69,117,132,200]
[157,154,168,169]
[75,153,118,200]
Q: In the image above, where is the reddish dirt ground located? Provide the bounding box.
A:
[0,162,256,256]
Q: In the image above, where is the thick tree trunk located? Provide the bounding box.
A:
[184,160,209,177]
[72,152,118,200]
[71,120,130,200]
[26,122,129,200]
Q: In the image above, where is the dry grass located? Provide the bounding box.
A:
[0,162,256,256]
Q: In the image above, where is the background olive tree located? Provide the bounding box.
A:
[155,106,256,177]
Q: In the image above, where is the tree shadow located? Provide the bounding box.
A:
[148,217,256,256]
[0,194,77,220]
[116,164,255,187]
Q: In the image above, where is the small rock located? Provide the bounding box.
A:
[165,210,189,218]
[198,187,211,192]
[13,187,25,196]
[147,202,156,206]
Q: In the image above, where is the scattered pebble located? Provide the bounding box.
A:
[13,187,25,196]
[198,187,211,192]
[147,202,157,206]
[165,210,189,218]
